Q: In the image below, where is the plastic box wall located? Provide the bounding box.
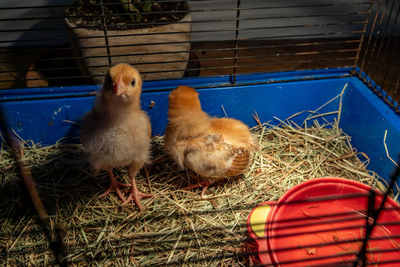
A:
[0,68,399,185]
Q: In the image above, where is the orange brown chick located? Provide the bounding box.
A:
[164,86,259,196]
[81,63,152,210]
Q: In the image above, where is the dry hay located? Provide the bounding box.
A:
[0,110,391,266]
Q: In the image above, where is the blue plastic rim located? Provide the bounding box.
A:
[0,67,399,187]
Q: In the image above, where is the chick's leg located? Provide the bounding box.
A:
[98,169,131,202]
[123,161,153,210]
[183,180,211,198]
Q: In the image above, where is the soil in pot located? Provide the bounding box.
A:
[65,0,191,82]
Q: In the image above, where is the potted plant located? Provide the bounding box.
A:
[65,0,191,83]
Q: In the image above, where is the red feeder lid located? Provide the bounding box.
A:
[267,177,400,266]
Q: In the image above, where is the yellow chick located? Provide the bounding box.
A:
[81,63,152,210]
[164,86,258,196]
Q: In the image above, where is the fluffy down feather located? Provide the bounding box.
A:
[81,63,152,210]
[164,85,259,195]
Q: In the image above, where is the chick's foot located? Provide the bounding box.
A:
[183,180,211,197]
[99,171,131,202]
[123,190,153,210]
[123,178,153,210]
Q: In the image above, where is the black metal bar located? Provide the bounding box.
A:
[380,1,400,89]
[99,222,400,242]
[100,0,112,67]
[0,48,358,75]
[89,29,365,48]
[245,30,365,41]
[97,8,371,17]
[0,41,360,65]
[0,18,367,37]
[0,38,360,54]
[6,213,400,245]
[66,11,369,23]
[4,223,400,264]
[364,0,389,74]
[1,10,370,23]
[0,1,371,11]
[0,107,67,266]
[355,159,400,266]
[0,73,353,98]
[1,1,400,265]
[369,0,396,80]
[32,201,400,228]
[122,0,371,11]
[0,57,356,86]
[4,235,382,267]
[353,69,400,114]
[354,189,376,267]
[384,50,400,100]
[5,213,400,251]
[57,236,400,266]
[0,51,349,75]
[0,42,361,65]
[0,66,354,88]
[359,0,383,70]
[61,238,397,264]
[65,205,400,231]
[75,251,400,267]
[0,0,396,101]
[0,28,364,46]
[233,1,371,11]
[394,78,400,103]
[354,0,375,67]
[238,21,366,33]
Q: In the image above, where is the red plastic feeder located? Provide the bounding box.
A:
[268,177,400,266]
[248,177,400,266]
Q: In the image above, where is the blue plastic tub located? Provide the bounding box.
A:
[0,67,399,185]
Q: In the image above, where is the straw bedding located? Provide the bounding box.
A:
[0,99,390,266]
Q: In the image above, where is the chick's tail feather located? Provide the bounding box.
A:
[183,140,252,178]
[224,148,252,176]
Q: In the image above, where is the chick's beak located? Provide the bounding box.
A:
[112,77,123,95]
[113,82,118,94]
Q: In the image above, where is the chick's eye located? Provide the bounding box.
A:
[131,79,136,87]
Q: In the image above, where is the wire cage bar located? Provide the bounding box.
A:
[1,0,400,266]
[355,0,400,112]
[0,0,377,89]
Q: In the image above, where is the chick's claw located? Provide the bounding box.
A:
[183,180,211,197]
[98,180,131,202]
[123,190,153,210]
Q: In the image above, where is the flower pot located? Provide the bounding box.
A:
[65,12,191,83]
